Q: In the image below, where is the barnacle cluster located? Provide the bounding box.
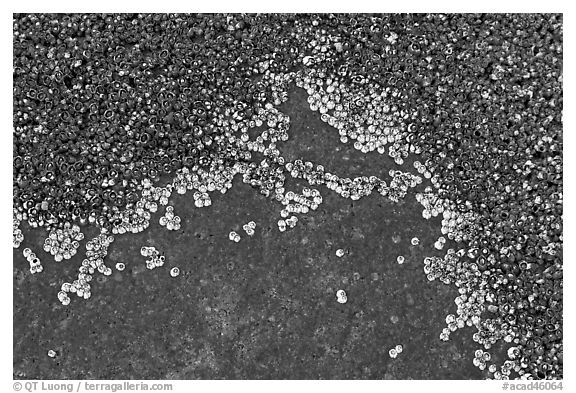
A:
[13,14,562,379]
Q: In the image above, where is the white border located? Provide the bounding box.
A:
[3,1,569,13]
[3,5,571,391]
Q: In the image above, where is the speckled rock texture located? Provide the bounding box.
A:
[14,87,489,379]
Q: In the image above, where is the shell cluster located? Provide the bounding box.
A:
[140,246,165,270]
[23,248,43,274]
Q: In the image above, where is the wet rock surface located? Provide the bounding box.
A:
[14,92,483,379]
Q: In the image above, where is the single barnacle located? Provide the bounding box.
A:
[336,289,347,304]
